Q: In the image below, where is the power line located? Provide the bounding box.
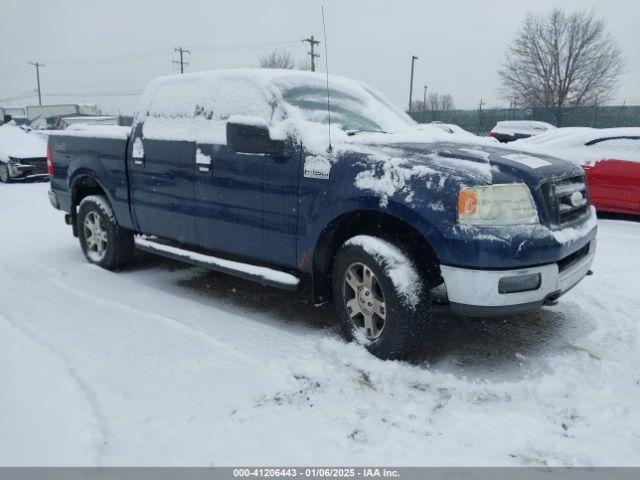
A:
[192,40,301,51]
[0,89,37,103]
[32,41,301,69]
[29,61,45,106]
[302,35,320,72]
[44,90,143,97]
[173,46,191,74]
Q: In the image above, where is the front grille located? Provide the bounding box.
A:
[541,176,589,228]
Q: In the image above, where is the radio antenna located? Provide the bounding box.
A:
[321,6,332,153]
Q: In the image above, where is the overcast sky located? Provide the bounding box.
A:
[1,0,638,114]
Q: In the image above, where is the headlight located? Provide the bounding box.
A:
[458,183,539,226]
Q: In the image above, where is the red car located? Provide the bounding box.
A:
[512,127,640,215]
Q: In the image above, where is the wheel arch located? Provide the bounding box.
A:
[311,209,442,305]
[69,174,110,236]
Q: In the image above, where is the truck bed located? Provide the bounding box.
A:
[48,126,134,230]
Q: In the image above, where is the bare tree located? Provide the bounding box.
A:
[440,94,454,111]
[499,8,625,125]
[411,92,455,113]
[259,50,295,69]
[428,93,440,111]
[297,59,312,71]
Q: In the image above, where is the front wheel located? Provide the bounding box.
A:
[77,195,134,270]
[332,235,430,360]
[0,163,10,183]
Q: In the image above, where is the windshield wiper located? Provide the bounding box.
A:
[346,129,388,136]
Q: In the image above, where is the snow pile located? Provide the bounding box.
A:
[0,123,47,161]
[345,235,422,308]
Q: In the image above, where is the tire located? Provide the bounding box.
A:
[77,195,134,270]
[0,163,10,183]
[332,235,430,360]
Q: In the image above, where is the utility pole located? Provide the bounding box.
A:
[302,35,320,72]
[422,84,428,122]
[173,47,191,74]
[29,61,45,106]
[408,55,418,112]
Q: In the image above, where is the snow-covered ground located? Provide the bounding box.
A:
[1,182,639,466]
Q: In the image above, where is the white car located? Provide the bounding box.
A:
[489,120,557,143]
[0,123,48,183]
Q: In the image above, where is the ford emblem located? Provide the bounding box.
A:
[570,191,584,207]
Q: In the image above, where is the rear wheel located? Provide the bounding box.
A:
[77,195,134,270]
[0,163,10,183]
[332,236,430,360]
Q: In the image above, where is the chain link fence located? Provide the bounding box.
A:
[408,105,640,136]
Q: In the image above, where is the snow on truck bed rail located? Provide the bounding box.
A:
[47,125,131,140]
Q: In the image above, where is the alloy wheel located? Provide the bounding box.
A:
[342,262,387,340]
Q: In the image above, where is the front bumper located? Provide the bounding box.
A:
[8,158,48,178]
[441,239,596,316]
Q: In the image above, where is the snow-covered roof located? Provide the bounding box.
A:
[512,127,640,164]
[133,68,447,153]
[492,120,557,136]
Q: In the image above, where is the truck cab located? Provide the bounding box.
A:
[47,69,596,359]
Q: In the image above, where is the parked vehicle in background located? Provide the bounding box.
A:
[0,123,48,182]
[1,106,27,125]
[26,104,99,129]
[47,69,596,359]
[54,115,120,130]
[490,120,557,143]
[513,127,640,216]
[426,121,498,143]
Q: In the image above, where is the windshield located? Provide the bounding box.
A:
[279,83,417,134]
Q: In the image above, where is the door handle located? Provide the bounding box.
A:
[195,149,212,173]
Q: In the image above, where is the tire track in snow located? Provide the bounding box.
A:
[0,310,107,465]
[42,270,287,375]
[27,256,323,370]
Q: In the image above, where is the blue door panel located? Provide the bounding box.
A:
[129,139,196,243]
[193,143,299,268]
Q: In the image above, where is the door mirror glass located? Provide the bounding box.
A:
[226,117,288,157]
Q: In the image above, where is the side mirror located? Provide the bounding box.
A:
[226,117,288,157]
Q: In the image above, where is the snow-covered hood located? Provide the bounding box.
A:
[351,141,585,188]
[0,123,47,161]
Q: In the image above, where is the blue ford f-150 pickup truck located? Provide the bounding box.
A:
[47,69,596,359]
